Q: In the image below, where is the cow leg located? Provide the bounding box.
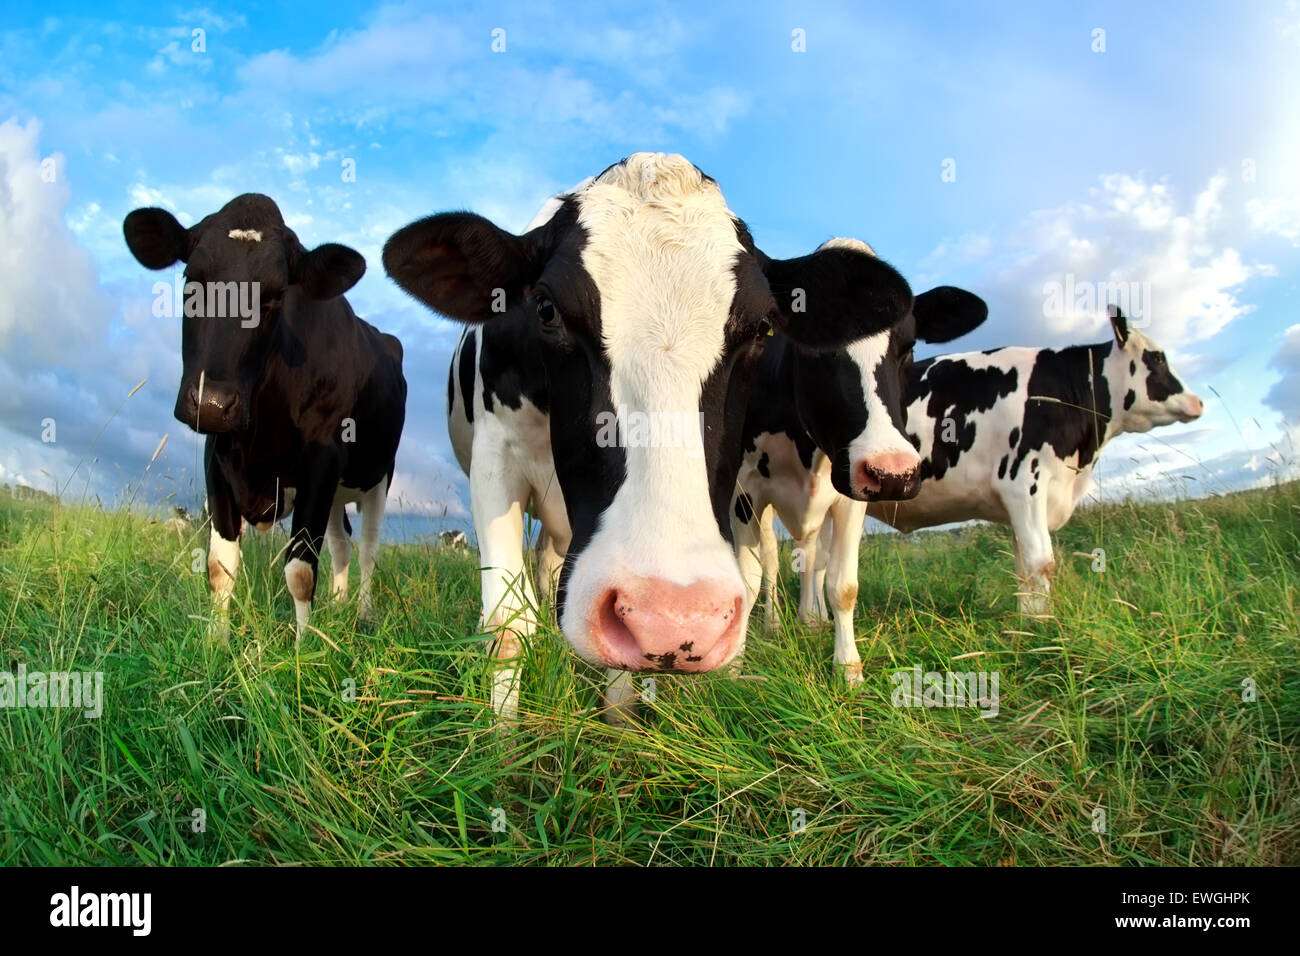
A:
[325,498,351,602]
[472,456,537,722]
[733,494,766,618]
[812,520,832,623]
[357,476,388,621]
[284,458,340,644]
[794,526,823,624]
[603,669,640,726]
[205,440,241,643]
[532,481,570,609]
[825,495,868,684]
[1007,493,1053,616]
[758,505,781,627]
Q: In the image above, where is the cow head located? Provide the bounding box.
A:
[1107,305,1204,430]
[123,193,366,433]
[384,154,912,674]
[774,238,988,500]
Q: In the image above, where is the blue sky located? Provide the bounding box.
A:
[2,1,1298,524]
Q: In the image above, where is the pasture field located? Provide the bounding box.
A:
[1,481,1297,866]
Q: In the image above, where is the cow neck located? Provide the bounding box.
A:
[1097,339,1129,447]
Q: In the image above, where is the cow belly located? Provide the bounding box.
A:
[873,478,1009,532]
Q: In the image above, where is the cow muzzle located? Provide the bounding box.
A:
[1176,393,1205,422]
[590,578,745,673]
[852,448,922,501]
[175,381,245,433]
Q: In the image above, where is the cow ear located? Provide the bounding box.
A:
[913,286,988,344]
[763,246,912,351]
[1109,304,1130,347]
[123,207,191,269]
[294,243,366,300]
[383,212,537,323]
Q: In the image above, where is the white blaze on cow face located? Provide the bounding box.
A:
[840,331,923,492]
[811,238,921,497]
[560,155,749,673]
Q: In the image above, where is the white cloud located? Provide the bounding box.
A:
[1264,324,1300,444]
[921,172,1270,352]
[1246,195,1300,244]
[0,119,115,364]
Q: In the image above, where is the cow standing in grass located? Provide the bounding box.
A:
[731,242,988,681]
[124,194,407,640]
[384,153,919,720]
[762,305,1202,624]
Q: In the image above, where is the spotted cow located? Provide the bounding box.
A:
[383,154,917,719]
[732,241,988,681]
[762,305,1203,629]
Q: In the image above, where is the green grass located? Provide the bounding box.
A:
[1,481,1298,865]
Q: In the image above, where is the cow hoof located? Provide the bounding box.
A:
[491,668,520,727]
[1018,595,1051,617]
[602,670,641,725]
[208,617,231,647]
[841,662,864,685]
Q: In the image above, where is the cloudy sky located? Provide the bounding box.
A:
[2,0,1298,527]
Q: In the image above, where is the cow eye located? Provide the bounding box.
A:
[537,297,562,329]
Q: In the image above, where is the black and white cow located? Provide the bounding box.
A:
[123,194,408,640]
[383,154,916,719]
[762,305,1203,624]
[732,238,988,681]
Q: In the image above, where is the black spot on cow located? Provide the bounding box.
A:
[1009,427,1020,448]
[998,454,1008,479]
[757,452,771,478]
[734,491,755,524]
[1129,360,1137,375]
[457,329,477,424]
[445,362,454,419]
[910,358,1019,481]
[1124,389,1136,410]
[646,651,678,670]
[1143,350,1184,402]
[1029,483,1038,495]
[1011,343,1113,479]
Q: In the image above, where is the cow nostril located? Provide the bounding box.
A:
[859,467,883,494]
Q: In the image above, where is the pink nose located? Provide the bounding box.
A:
[593,579,744,672]
[1187,395,1205,418]
[854,448,922,500]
